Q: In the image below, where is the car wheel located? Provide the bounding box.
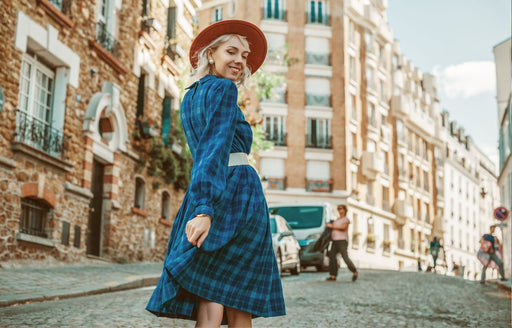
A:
[277,250,283,275]
[290,260,301,275]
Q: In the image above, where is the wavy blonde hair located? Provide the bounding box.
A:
[191,34,252,87]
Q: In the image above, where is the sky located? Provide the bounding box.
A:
[387,0,511,167]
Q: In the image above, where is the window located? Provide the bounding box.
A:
[264,0,285,20]
[349,93,357,120]
[367,102,376,127]
[61,221,70,246]
[212,6,223,22]
[141,0,149,16]
[366,67,375,89]
[134,177,146,210]
[365,32,374,53]
[161,191,171,220]
[20,198,51,238]
[96,0,121,56]
[348,20,355,45]
[350,132,357,157]
[16,54,66,156]
[263,115,286,146]
[307,0,329,25]
[379,79,386,102]
[396,119,404,142]
[349,56,356,82]
[73,225,81,248]
[306,118,331,148]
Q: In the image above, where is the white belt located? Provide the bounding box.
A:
[228,152,249,166]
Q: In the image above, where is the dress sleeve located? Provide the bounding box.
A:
[188,79,239,220]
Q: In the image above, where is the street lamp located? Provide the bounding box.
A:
[480,187,487,199]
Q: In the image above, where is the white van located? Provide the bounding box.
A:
[268,202,338,271]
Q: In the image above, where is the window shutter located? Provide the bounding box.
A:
[167,6,176,39]
[162,97,172,146]
[136,74,146,119]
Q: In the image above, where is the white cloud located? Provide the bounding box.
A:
[438,61,496,99]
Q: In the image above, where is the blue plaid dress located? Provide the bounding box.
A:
[146,75,285,322]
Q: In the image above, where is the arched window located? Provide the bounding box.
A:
[161,191,171,220]
[134,177,146,210]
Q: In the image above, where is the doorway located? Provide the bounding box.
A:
[86,159,104,256]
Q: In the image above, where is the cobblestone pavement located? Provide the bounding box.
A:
[0,269,509,328]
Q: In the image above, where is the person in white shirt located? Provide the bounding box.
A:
[325,205,358,281]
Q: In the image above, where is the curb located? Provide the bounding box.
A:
[0,276,159,308]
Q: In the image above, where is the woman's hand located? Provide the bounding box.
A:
[186,214,212,248]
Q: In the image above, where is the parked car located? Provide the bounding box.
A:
[269,202,337,271]
[270,214,301,275]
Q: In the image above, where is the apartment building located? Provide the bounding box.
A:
[0,0,200,262]
[197,0,443,270]
[438,113,500,279]
[494,37,511,277]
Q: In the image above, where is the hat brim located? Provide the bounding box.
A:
[189,20,267,74]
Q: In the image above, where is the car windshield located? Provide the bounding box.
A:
[269,206,323,229]
[269,217,277,234]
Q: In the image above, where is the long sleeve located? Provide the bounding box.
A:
[187,78,239,220]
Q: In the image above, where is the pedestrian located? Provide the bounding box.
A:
[480,225,506,283]
[429,236,442,273]
[417,257,422,272]
[146,20,285,327]
[325,205,358,282]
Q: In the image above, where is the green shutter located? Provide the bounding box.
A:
[162,97,172,146]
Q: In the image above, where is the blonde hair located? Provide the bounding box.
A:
[191,34,252,87]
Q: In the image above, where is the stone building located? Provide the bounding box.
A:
[0,0,200,263]
[197,0,498,272]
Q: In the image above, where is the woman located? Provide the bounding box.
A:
[146,20,285,327]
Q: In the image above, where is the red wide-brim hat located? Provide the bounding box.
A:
[189,19,267,74]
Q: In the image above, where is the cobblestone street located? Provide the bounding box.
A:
[0,269,510,328]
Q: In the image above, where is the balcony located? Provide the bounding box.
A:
[306,52,330,66]
[36,0,73,28]
[15,110,67,159]
[306,93,331,107]
[306,13,330,26]
[261,89,286,104]
[267,177,286,190]
[306,179,332,192]
[393,200,413,225]
[362,151,384,179]
[306,134,332,149]
[96,22,120,57]
[391,95,409,116]
[265,133,287,146]
[262,8,286,21]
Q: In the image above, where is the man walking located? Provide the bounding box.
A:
[325,205,358,282]
[429,236,442,273]
[480,225,506,283]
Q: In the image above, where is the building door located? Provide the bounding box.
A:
[87,159,104,256]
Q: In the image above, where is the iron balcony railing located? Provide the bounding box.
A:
[306,134,332,149]
[48,0,72,16]
[265,132,287,146]
[262,7,286,21]
[15,109,67,158]
[306,13,330,25]
[306,179,332,192]
[305,52,330,66]
[306,93,331,107]
[96,22,120,57]
[267,177,286,190]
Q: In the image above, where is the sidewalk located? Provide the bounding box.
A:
[0,260,163,307]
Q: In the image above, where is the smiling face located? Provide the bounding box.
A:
[208,36,250,82]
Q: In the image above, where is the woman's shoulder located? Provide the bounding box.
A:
[200,75,237,94]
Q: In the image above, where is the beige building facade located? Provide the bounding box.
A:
[0,0,200,263]
[197,0,445,270]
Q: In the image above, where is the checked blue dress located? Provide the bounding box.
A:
[146,75,285,321]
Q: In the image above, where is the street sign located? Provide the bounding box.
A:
[493,207,509,221]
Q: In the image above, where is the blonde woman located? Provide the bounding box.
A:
[146,20,285,327]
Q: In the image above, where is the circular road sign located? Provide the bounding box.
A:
[494,207,509,221]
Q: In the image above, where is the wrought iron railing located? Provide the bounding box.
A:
[265,132,287,146]
[15,109,67,158]
[306,134,332,149]
[96,22,119,57]
[306,13,330,25]
[306,93,330,107]
[262,7,286,21]
[267,177,286,190]
[305,52,330,66]
[306,179,332,192]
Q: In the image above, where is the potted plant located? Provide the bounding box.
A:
[367,233,376,242]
